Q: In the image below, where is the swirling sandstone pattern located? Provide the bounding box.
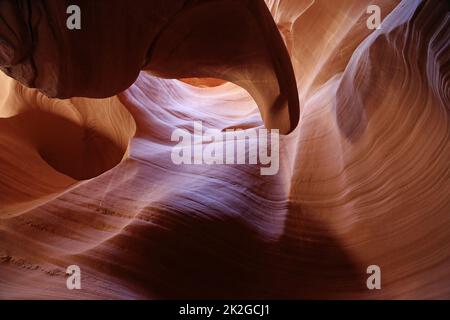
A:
[0,0,299,134]
[0,0,449,299]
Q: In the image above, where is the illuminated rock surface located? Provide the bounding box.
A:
[0,0,449,299]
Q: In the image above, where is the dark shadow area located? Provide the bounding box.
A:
[92,203,366,299]
[3,109,127,180]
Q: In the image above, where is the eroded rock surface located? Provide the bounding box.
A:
[0,0,449,299]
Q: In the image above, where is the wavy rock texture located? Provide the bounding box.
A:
[0,0,299,134]
[0,0,449,299]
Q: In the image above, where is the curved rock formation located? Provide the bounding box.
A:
[0,0,449,299]
[0,0,299,134]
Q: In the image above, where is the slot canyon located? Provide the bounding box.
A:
[0,0,449,299]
